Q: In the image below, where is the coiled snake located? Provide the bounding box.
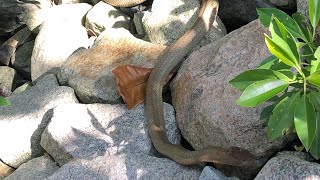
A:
[105,0,257,166]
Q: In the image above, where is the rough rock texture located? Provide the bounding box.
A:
[297,0,308,19]
[12,40,34,78]
[0,28,32,66]
[85,1,131,35]
[143,0,226,46]
[11,82,32,96]
[0,161,14,179]
[31,3,91,81]
[58,28,165,103]
[0,0,51,36]
[4,156,59,180]
[46,153,201,180]
[254,151,320,179]
[171,20,289,179]
[0,74,78,168]
[199,166,239,180]
[41,103,180,166]
[0,66,20,96]
[270,0,295,7]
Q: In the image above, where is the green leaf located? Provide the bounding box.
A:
[258,55,291,70]
[229,69,292,91]
[309,0,320,30]
[294,94,316,151]
[293,12,313,42]
[311,47,320,73]
[0,96,9,107]
[309,91,320,111]
[307,72,320,88]
[265,35,300,69]
[236,79,289,107]
[310,113,320,159]
[268,92,300,141]
[257,8,308,41]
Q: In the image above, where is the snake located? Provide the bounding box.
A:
[104,0,257,166]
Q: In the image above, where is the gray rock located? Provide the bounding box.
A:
[0,0,52,36]
[58,28,165,104]
[143,0,226,46]
[297,0,308,19]
[255,151,320,179]
[199,166,239,180]
[31,3,91,81]
[270,0,296,7]
[0,28,32,66]
[0,161,14,179]
[133,12,147,37]
[55,0,84,4]
[85,1,131,36]
[0,66,20,96]
[11,82,33,96]
[4,156,59,180]
[0,74,78,168]
[171,20,290,179]
[46,153,201,180]
[41,102,180,166]
[12,41,34,78]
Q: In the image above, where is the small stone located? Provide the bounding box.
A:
[199,166,239,180]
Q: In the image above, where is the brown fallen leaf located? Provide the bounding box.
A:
[112,65,153,109]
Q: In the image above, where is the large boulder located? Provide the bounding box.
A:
[46,153,201,180]
[0,74,78,168]
[255,151,320,179]
[31,3,91,81]
[171,19,290,179]
[41,103,180,166]
[11,40,34,78]
[0,66,21,96]
[58,28,165,103]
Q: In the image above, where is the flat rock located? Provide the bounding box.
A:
[41,102,180,166]
[11,82,33,96]
[142,0,226,46]
[46,153,201,180]
[85,1,131,36]
[31,3,91,81]
[58,28,165,103]
[171,20,290,179]
[199,166,239,180]
[0,74,78,168]
[4,156,59,180]
[0,66,20,96]
[12,40,34,78]
[255,151,320,179]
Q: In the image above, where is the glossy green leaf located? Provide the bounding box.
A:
[258,55,291,70]
[311,47,320,74]
[307,72,320,88]
[236,79,289,107]
[301,43,315,64]
[293,12,313,42]
[257,8,308,41]
[309,91,320,111]
[229,69,292,91]
[310,113,320,159]
[309,0,320,30]
[0,96,9,107]
[294,94,316,151]
[265,35,299,69]
[268,92,300,141]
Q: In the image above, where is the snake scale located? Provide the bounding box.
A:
[105,0,257,166]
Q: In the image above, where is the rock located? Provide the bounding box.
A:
[0,28,33,65]
[199,166,239,180]
[58,28,165,103]
[11,82,33,96]
[171,20,289,179]
[12,41,34,78]
[4,156,59,180]
[46,153,201,180]
[30,3,92,81]
[219,0,258,31]
[133,12,146,37]
[21,9,49,34]
[0,0,51,36]
[55,0,84,4]
[142,0,226,46]
[270,0,295,7]
[297,0,308,19]
[41,102,180,166]
[0,66,20,96]
[85,1,131,36]
[0,74,78,168]
[255,151,320,179]
[0,161,14,179]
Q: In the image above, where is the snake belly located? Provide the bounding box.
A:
[104,0,257,166]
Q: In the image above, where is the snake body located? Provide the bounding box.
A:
[105,0,256,166]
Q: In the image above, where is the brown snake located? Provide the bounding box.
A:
[105,0,257,166]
